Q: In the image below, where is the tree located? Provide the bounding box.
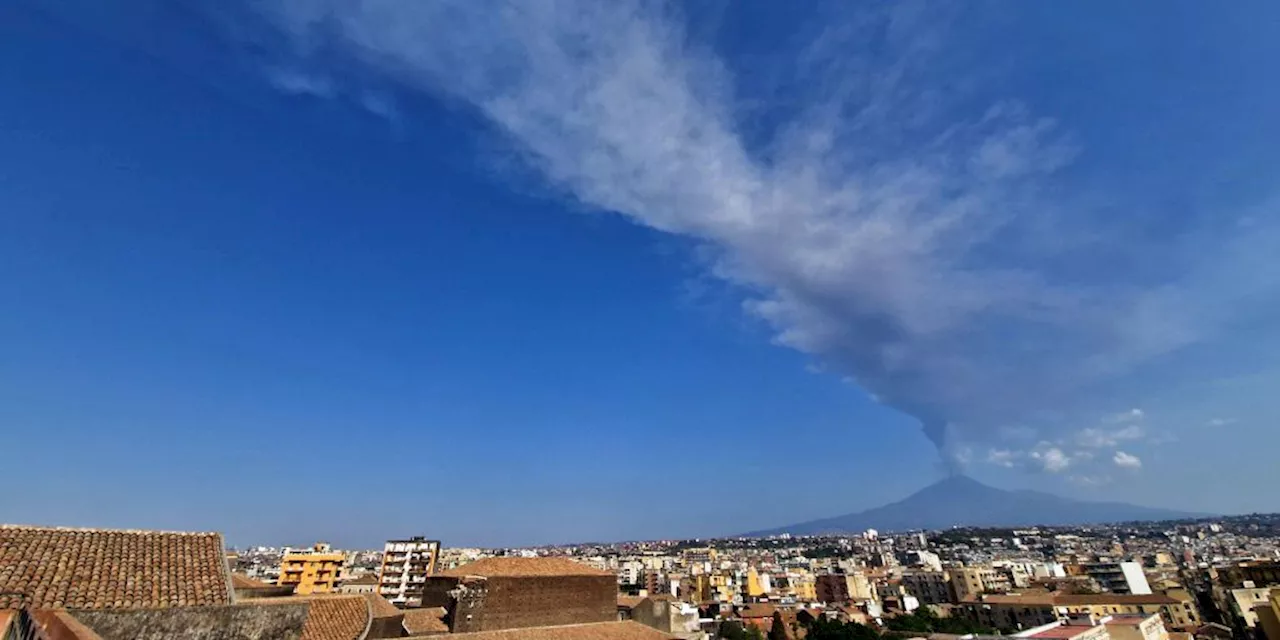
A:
[719,621,749,640]
[769,612,791,640]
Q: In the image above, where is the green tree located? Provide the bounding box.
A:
[719,621,749,640]
[769,612,790,640]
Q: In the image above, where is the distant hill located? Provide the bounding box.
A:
[744,475,1205,537]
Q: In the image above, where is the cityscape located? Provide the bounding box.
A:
[5,513,1280,639]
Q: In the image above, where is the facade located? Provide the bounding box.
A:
[278,542,344,595]
[962,593,1188,632]
[1074,562,1153,595]
[816,574,851,603]
[337,573,380,594]
[952,567,1007,602]
[418,557,616,633]
[378,537,441,606]
[902,570,952,604]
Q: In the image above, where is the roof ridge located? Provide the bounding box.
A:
[0,523,222,536]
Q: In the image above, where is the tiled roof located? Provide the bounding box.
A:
[617,595,645,609]
[0,525,231,610]
[362,593,401,619]
[438,557,613,578]
[411,621,676,639]
[230,573,273,590]
[344,574,380,585]
[299,596,371,640]
[402,608,448,635]
[738,603,779,618]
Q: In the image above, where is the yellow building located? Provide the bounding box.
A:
[278,542,344,594]
[792,574,817,601]
[746,568,768,597]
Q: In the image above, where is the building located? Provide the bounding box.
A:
[1105,614,1171,640]
[418,556,617,633]
[903,570,952,604]
[1255,588,1280,640]
[628,595,702,640]
[377,536,441,606]
[338,574,381,594]
[961,593,1190,632]
[1226,587,1272,631]
[951,567,1007,602]
[1072,563,1153,595]
[278,542,344,595]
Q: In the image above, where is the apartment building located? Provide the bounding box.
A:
[377,536,441,606]
[1072,562,1153,595]
[903,570,953,604]
[951,566,1008,601]
[278,542,344,594]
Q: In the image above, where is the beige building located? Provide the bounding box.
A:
[963,593,1188,632]
[951,566,1005,601]
[903,570,952,604]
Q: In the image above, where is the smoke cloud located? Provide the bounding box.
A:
[239,0,1279,467]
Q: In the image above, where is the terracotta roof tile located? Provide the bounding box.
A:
[412,620,677,639]
[299,596,370,640]
[402,607,449,635]
[230,573,273,590]
[617,595,645,609]
[0,525,231,610]
[362,593,401,618]
[439,557,613,578]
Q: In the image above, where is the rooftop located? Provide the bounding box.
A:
[0,524,232,610]
[410,621,676,640]
[438,557,613,578]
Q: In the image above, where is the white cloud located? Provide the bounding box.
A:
[1206,417,1236,427]
[1030,446,1071,473]
[1076,424,1144,448]
[1113,450,1142,470]
[242,0,1280,463]
[986,449,1016,468]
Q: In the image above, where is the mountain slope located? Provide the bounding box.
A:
[745,476,1204,536]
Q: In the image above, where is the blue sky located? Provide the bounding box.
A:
[2,0,1279,548]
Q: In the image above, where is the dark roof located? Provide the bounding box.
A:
[69,595,371,640]
[0,525,232,610]
[438,557,612,578]
[411,621,676,639]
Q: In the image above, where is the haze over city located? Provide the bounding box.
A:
[4,0,1280,548]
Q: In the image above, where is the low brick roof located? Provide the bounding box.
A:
[402,607,448,635]
[362,593,401,619]
[230,573,274,590]
[0,525,232,610]
[412,621,675,639]
[438,557,612,578]
[70,595,371,640]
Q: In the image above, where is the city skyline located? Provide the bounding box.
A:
[3,0,1280,548]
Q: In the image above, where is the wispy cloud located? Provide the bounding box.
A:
[238,0,1280,466]
[1206,417,1237,428]
[1113,450,1143,470]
